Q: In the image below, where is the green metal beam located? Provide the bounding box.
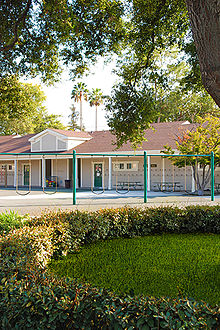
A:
[211,151,214,202]
[144,151,147,203]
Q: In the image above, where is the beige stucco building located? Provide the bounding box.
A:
[0,122,219,193]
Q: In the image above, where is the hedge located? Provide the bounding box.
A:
[0,205,219,329]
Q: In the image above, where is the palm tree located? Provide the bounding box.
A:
[89,88,104,131]
[71,82,88,130]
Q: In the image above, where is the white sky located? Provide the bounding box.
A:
[28,58,117,131]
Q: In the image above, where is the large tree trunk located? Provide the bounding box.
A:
[185,0,220,107]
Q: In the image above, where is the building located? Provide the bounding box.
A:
[0,121,218,192]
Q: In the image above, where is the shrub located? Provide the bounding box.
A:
[0,205,219,329]
[0,210,29,235]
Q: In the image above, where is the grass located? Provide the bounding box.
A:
[49,234,220,306]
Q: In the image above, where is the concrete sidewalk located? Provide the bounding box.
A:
[0,188,219,216]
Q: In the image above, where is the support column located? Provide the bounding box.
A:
[147,156,151,191]
[162,157,165,184]
[66,159,69,180]
[51,159,54,177]
[108,157,112,190]
[42,158,46,187]
[38,160,41,187]
[14,159,17,187]
[191,167,195,192]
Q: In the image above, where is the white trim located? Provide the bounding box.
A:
[42,158,46,187]
[113,161,139,172]
[14,159,17,187]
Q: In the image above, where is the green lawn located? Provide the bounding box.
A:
[50,234,220,305]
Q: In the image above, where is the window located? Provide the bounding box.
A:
[113,161,139,172]
[151,164,157,168]
[8,165,13,171]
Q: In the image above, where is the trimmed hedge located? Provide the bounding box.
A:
[0,205,219,329]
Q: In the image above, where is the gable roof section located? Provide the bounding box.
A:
[28,128,91,142]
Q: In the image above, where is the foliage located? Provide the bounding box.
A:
[163,115,220,193]
[71,82,89,130]
[0,0,124,83]
[0,210,29,235]
[50,234,220,305]
[0,75,66,135]
[106,47,220,146]
[0,205,219,328]
[89,88,104,131]
[68,104,80,130]
[89,88,104,107]
[106,83,155,148]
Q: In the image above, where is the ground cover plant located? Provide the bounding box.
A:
[49,234,220,306]
[0,205,219,329]
[0,210,29,235]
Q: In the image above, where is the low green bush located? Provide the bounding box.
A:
[0,205,219,329]
[0,210,29,235]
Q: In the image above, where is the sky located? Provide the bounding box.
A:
[36,58,117,131]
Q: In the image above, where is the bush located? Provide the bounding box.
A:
[0,210,29,235]
[0,205,219,329]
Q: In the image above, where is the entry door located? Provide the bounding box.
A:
[24,165,30,186]
[94,163,103,188]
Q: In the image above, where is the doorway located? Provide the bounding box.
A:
[93,163,103,188]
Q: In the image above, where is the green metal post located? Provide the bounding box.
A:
[144,151,147,203]
[211,151,214,201]
[73,150,76,205]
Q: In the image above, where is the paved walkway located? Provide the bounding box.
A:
[0,188,219,216]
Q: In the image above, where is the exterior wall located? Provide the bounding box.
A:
[81,157,144,189]
[0,161,14,186]
[53,159,68,188]
[41,134,57,151]
[150,157,192,191]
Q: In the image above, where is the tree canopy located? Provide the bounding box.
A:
[1,0,220,146]
[163,115,220,194]
[0,0,124,83]
[0,76,65,135]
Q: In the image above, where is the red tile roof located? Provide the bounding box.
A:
[49,129,91,139]
[73,121,195,153]
[0,122,195,155]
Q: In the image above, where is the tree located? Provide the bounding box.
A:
[106,83,155,148]
[163,115,220,195]
[0,75,65,135]
[68,105,80,130]
[185,0,220,108]
[89,88,104,131]
[0,0,124,83]
[71,82,88,130]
